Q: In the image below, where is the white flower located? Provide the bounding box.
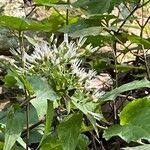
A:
[64,34,69,46]
[10,34,99,77]
[77,37,87,47]
[92,90,105,101]
[50,34,55,42]
[87,70,97,79]
[64,41,77,59]
[10,48,21,56]
[24,52,36,64]
[71,59,88,81]
[86,43,99,53]
[71,59,97,82]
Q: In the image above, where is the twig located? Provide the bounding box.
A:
[100,141,106,150]
[113,101,118,124]
[138,1,150,80]
[20,96,36,107]
[142,46,150,80]
[123,3,141,27]
[26,5,36,18]
[66,0,70,25]
[119,94,135,100]
[117,0,150,33]
[141,16,150,36]
[22,117,45,137]
[53,7,66,20]
[90,132,98,150]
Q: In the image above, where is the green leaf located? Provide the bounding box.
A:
[103,98,150,142]
[125,144,150,150]
[76,134,89,150]
[57,112,82,150]
[124,34,150,49]
[28,125,44,145]
[71,96,101,137]
[127,0,140,9]
[120,97,150,125]
[27,76,60,118]
[3,106,25,150]
[4,74,17,87]
[100,79,150,101]
[0,142,4,149]
[86,35,114,46]
[60,19,102,37]
[44,101,54,135]
[87,14,117,20]
[6,65,33,94]
[118,3,130,19]
[72,0,122,14]
[11,144,25,150]
[40,132,61,150]
[70,26,104,37]
[115,64,145,72]
[27,76,60,102]
[60,15,116,37]
[38,101,54,149]
[0,15,63,32]
[0,16,28,31]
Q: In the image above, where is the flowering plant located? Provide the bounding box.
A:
[11,34,106,101]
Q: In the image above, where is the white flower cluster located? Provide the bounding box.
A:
[71,59,108,101]
[71,59,98,83]
[11,34,109,100]
[24,34,98,65]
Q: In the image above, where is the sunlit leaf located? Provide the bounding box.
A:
[0,15,64,32]
[120,97,150,125]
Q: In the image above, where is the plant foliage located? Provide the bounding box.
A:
[0,0,150,149]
